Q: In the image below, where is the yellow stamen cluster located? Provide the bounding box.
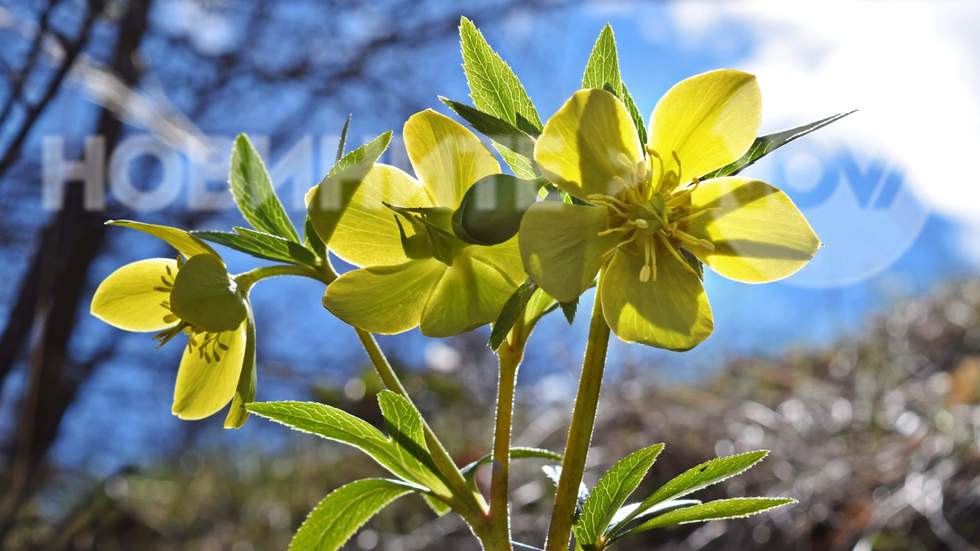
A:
[591,149,717,283]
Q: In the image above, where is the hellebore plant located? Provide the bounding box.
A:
[90,20,852,551]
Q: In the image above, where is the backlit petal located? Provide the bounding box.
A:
[172,321,247,420]
[419,250,518,337]
[323,259,446,334]
[404,109,500,208]
[108,220,217,258]
[648,69,760,190]
[329,164,433,267]
[534,89,643,200]
[90,259,179,332]
[685,177,820,283]
[600,246,713,351]
[519,201,618,303]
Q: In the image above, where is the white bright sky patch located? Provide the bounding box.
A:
[665,0,980,234]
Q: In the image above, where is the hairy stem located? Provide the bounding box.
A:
[545,290,611,551]
[487,320,528,549]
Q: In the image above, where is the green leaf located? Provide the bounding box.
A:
[609,450,769,536]
[335,113,352,162]
[702,111,856,179]
[459,17,542,136]
[461,446,562,478]
[574,444,664,548]
[608,499,701,530]
[230,134,300,242]
[308,131,392,246]
[246,401,433,487]
[192,227,318,266]
[303,218,326,260]
[289,478,420,551]
[439,97,538,178]
[422,494,452,517]
[488,279,538,350]
[376,390,447,494]
[452,174,544,246]
[581,25,646,144]
[628,497,795,534]
[621,83,647,145]
[169,254,247,332]
[107,220,217,258]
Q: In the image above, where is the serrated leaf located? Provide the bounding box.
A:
[440,96,537,164]
[459,17,542,136]
[422,494,452,517]
[376,390,447,494]
[581,25,646,144]
[702,111,856,179]
[308,131,392,246]
[192,227,318,266]
[230,134,300,242]
[608,499,701,530]
[289,478,420,551]
[609,450,769,536]
[453,174,544,246]
[574,444,664,548]
[628,497,795,534]
[621,83,647,145]
[461,446,562,478]
[246,401,432,488]
[107,220,217,258]
[489,279,539,350]
[336,113,352,162]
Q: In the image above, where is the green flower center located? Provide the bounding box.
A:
[150,258,233,363]
[589,149,717,283]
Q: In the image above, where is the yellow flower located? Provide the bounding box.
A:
[90,221,255,426]
[322,110,524,337]
[520,69,821,350]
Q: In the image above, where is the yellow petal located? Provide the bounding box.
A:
[404,109,500,208]
[685,177,820,283]
[323,259,447,334]
[90,259,179,332]
[519,201,618,303]
[419,250,517,337]
[328,164,434,267]
[534,89,643,201]
[469,237,526,289]
[648,69,760,190]
[600,246,713,351]
[172,321,247,420]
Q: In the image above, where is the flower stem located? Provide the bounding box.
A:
[545,290,611,551]
[234,263,326,291]
[487,319,529,549]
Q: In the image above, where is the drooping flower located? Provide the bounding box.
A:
[90,221,256,427]
[520,69,821,351]
[322,109,524,337]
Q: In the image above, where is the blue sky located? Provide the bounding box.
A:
[7,1,976,470]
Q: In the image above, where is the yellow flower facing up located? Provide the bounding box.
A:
[323,110,524,337]
[521,69,821,351]
[90,221,256,427]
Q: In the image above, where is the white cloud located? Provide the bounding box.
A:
[665,0,980,233]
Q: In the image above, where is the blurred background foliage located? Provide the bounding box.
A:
[0,1,978,550]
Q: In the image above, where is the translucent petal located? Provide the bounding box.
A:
[90,258,180,332]
[328,164,434,267]
[519,201,618,303]
[648,69,761,190]
[323,259,447,335]
[600,246,713,351]
[172,321,247,420]
[404,109,500,208]
[469,236,526,289]
[534,89,643,200]
[685,177,820,283]
[419,250,518,337]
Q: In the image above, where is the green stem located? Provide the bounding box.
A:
[243,260,495,539]
[545,291,611,551]
[486,320,528,549]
